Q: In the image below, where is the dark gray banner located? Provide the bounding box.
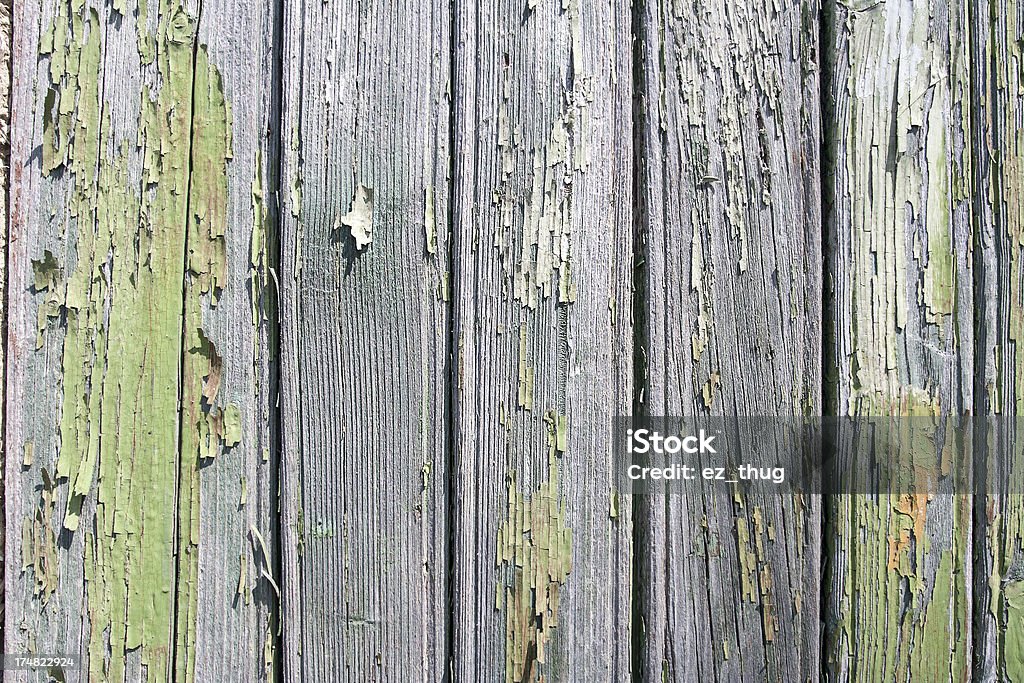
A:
[614,416,1024,494]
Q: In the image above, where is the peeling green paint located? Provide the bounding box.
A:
[32,249,63,348]
[42,1,183,676]
[237,553,248,600]
[824,2,972,678]
[32,1,238,678]
[1005,581,1024,679]
[25,469,59,604]
[492,64,584,309]
[495,445,572,683]
[224,403,242,446]
[976,3,1024,679]
[177,34,234,683]
[31,250,59,291]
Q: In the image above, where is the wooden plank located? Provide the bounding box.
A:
[971,1,1024,679]
[276,1,452,680]
[180,0,281,680]
[448,0,633,681]
[634,2,822,681]
[4,0,278,679]
[0,0,10,641]
[821,1,974,679]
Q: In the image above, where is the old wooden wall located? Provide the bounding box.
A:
[2,0,1022,682]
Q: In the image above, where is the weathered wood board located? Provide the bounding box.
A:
[277,0,452,680]
[635,2,822,680]
[448,1,633,681]
[0,0,10,648]
[4,0,278,680]
[821,1,974,680]
[972,0,1024,680]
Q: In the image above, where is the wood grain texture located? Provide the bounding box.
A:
[972,0,1024,679]
[634,2,822,681]
[276,0,451,680]
[7,1,1024,680]
[448,0,633,681]
[3,0,278,680]
[821,1,974,680]
[0,0,10,643]
[181,0,281,679]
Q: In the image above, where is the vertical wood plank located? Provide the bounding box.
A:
[0,0,10,639]
[821,1,974,679]
[449,0,634,680]
[276,0,452,680]
[635,2,823,681]
[179,0,282,679]
[4,0,278,679]
[972,0,1024,679]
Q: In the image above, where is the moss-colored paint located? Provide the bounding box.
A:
[976,2,1024,679]
[176,35,234,683]
[824,2,972,679]
[33,1,237,678]
[25,469,59,604]
[495,425,572,683]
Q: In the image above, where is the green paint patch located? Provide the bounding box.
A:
[834,388,968,679]
[500,99,580,308]
[31,250,63,348]
[24,469,59,603]
[223,403,242,447]
[176,38,235,683]
[1005,581,1024,680]
[35,2,237,679]
[31,250,59,291]
[496,411,573,682]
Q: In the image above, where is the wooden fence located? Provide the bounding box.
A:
[1,0,1021,681]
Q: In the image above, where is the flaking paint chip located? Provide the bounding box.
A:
[31,250,60,291]
[224,403,242,447]
[340,184,374,251]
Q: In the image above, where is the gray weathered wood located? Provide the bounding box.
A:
[448,0,634,680]
[183,0,281,679]
[276,0,452,680]
[4,0,278,680]
[821,1,973,679]
[635,2,822,680]
[0,0,10,641]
